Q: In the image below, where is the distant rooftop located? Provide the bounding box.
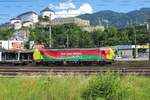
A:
[52,17,89,21]
[41,7,54,13]
[22,21,32,24]
[52,17,76,20]
[17,11,37,17]
[10,18,21,21]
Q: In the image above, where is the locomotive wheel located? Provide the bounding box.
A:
[34,61,41,66]
[14,63,21,66]
[66,61,79,66]
[80,61,92,66]
[21,62,28,66]
[55,61,63,66]
[98,62,106,66]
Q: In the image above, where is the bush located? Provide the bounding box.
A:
[82,72,130,100]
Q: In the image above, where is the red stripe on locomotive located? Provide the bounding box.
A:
[39,48,108,59]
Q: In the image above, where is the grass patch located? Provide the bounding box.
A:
[0,74,149,100]
[0,75,88,100]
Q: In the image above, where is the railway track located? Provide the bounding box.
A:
[0,61,149,76]
[0,66,150,76]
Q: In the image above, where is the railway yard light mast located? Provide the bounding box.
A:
[134,25,137,59]
[148,15,150,61]
[49,14,52,48]
[130,20,137,59]
[131,20,137,59]
[66,34,69,48]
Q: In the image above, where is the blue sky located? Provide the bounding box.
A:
[0,0,150,23]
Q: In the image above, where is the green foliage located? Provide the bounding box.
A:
[0,74,150,100]
[82,73,130,100]
[29,26,50,46]
[29,23,95,48]
[0,23,148,48]
[29,23,148,48]
[82,73,150,100]
[0,28,15,40]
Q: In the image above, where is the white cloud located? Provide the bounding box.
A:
[57,2,76,10]
[49,4,55,9]
[79,3,93,14]
[50,1,93,18]
[56,10,80,18]
[68,10,80,15]
[55,10,69,18]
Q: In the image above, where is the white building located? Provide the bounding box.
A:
[10,18,21,24]
[9,18,22,29]
[13,22,22,30]
[0,40,24,50]
[40,7,55,20]
[83,25,105,32]
[11,30,29,41]
[22,21,33,27]
[17,11,38,23]
[51,17,90,27]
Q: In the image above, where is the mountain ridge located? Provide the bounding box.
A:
[78,8,150,28]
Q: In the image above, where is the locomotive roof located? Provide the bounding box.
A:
[40,47,108,51]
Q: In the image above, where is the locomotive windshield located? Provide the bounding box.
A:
[101,50,106,54]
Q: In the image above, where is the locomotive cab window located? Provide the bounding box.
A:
[101,51,105,54]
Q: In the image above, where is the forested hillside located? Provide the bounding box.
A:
[79,8,150,28]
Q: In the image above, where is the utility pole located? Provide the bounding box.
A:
[134,25,137,59]
[131,19,137,59]
[49,14,52,48]
[66,34,69,48]
[149,28,150,61]
[8,39,10,50]
[66,27,69,48]
[148,15,150,61]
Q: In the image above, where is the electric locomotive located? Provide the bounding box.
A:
[33,47,115,65]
